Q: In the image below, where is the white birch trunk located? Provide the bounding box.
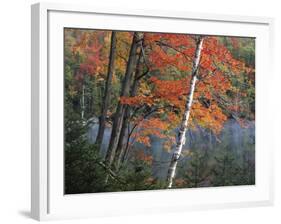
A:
[81,83,85,120]
[166,37,204,188]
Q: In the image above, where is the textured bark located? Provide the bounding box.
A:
[166,37,204,188]
[104,32,141,180]
[114,105,130,169]
[115,58,142,170]
[96,31,117,147]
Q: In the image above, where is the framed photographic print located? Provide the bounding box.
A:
[31,2,274,221]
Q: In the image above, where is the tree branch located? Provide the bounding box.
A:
[97,161,126,185]
[155,40,192,61]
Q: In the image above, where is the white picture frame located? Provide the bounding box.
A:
[31,2,274,221]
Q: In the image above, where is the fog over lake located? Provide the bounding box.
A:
[88,118,255,180]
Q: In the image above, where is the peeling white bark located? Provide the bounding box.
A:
[166,37,204,188]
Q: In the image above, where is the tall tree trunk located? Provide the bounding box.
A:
[114,105,130,169]
[114,53,143,170]
[166,37,204,188]
[95,31,117,147]
[104,32,141,181]
[81,83,85,120]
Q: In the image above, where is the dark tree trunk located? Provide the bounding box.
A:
[114,52,143,170]
[104,32,141,179]
[95,31,117,147]
[114,105,130,169]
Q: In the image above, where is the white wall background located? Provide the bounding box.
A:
[0,0,279,223]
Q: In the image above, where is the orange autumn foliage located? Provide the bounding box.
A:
[190,101,227,134]
[131,117,169,146]
[149,76,190,109]
[72,31,110,77]
[120,95,154,106]
[98,33,253,144]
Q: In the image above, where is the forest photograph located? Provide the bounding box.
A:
[64,28,255,194]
